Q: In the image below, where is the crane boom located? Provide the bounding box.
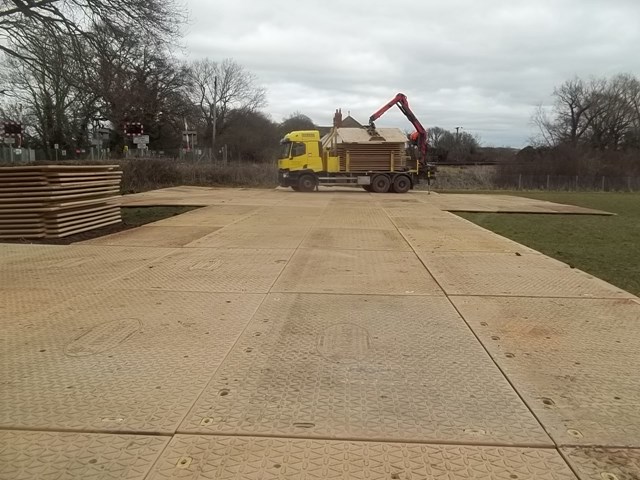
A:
[368,93,429,165]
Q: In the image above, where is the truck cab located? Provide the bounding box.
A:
[278,130,324,174]
[279,130,342,191]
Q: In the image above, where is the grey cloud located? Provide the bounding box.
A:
[186,0,640,147]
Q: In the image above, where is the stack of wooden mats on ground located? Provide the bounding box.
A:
[0,165,122,239]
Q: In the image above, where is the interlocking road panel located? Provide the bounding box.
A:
[148,436,575,480]
[388,214,473,231]
[233,215,319,228]
[110,248,292,293]
[83,225,218,247]
[452,296,640,447]
[179,294,551,446]
[301,227,412,251]
[115,187,613,214]
[232,207,324,228]
[0,430,169,480]
[272,249,443,295]
[1,245,175,290]
[0,243,61,263]
[399,226,539,254]
[151,205,260,227]
[186,225,310,249]
[0,288,84,319]
[424,193,613,215]
[422,252,632,298]
[317,207,396,229]
[561,447,640,480]
[0,290,264,433]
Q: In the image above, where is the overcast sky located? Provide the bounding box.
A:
[185,0,640,147]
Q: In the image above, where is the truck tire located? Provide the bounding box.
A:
[392,174,411,194]
[298,174,316,192]
[291,186,300,191]
[371,174,390,193]
[362,185,373,192]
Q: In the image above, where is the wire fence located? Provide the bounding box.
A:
[0,145,232,164]
[2,148,640,193]
[434,172,640,192]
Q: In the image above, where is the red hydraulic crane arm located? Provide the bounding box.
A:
[368,93,428,163]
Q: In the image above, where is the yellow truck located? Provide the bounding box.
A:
[277,128,419,193]
[278,93,434,193]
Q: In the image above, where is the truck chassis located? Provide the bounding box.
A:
[279,169,416,193]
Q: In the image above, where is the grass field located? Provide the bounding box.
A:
[457,192,640,296]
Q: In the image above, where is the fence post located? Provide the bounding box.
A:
[546,175,550,190]
[518,174,522,190]
[602,176,605,191]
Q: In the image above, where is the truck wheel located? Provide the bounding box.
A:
[298,174,316,192]
[291,186,301,191]
[392,175,411,194]
[362,185,373,192]
[371,174,390,193]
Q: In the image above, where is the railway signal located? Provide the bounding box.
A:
[124,122,144,137]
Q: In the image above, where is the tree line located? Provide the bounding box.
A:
[516,74,640,177]
[0,0,313,161]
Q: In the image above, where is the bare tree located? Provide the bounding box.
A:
[0,25,97,156]
[534,74,640,150]
[427,126,447,149]
[0,0,182,60]
[0,19,192,156]
[278,111,315,136]
[188,58,267,143]
[531,104,561,147]
[553,77,604,146]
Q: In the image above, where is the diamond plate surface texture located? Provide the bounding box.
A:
[232,207,323,228]
[399,226,539,254]
[0,290,264,433]
[301,227,412,251]
[317,207,396,229]
[116,187,611,214]
[149,436,575,480]
[425,194,612,215]
[452,296,640,447]
[0,243,61,263]
[1,244,175,290]
[179,294,550,446]
[109,248,293,293]
[387,211,473,230]
[117,187,285,207]
[0,430,169,480]
[421,252,633,298]
[272,249,443,295]
[0,288,84,320]
[186,225,310,249]
[152,205,260,226]
[561,447,640,480]
[83,226,218,247]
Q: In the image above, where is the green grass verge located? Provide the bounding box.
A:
[121,206,197,227]
[456,192,640,296]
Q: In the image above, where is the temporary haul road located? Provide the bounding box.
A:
[1,187,639,480]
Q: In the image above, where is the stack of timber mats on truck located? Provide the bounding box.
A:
[332,128,409,172]
[0,165,122,239]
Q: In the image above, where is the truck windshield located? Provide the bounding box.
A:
[279,142,291,159]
